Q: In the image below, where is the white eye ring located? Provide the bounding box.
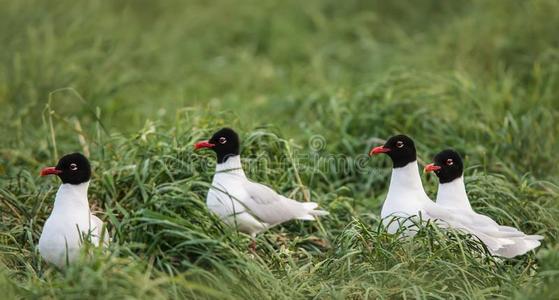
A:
[70,163,78,171]
[219,137,227,144]
[446,159,454,166]
[396,141,404,148]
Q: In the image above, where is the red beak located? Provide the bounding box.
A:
[424,163,442,173]
[194,140,216,150]
[40,167,62,176]
[369,145,391,156]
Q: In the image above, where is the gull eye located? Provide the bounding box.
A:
[446,159,454,166]
[70,163,78,171]
[396,141,404,148]
[219,137,227,144]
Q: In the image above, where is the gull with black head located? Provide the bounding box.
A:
[195,128,329,250]
[425,149,543,257]
[39,153,109,268]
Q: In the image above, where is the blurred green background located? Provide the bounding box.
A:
[2,0,558,178]
[1,0,558,298]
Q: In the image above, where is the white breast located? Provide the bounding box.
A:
[38,182,107,268]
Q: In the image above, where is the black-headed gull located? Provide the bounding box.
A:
[424,149,543,257]
[195,128,328,249]
[39,153,108,267]
[370,135,532,255]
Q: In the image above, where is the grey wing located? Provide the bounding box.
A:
[241,181,309,225]
[428,205,528,237]
[424,204,531,251]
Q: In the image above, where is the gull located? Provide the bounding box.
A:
[39,153,109,268]
[195,128,328,249]
[424,149,543,257]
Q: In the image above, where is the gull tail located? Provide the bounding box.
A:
[297,202,329,220]
[494,235,544,258]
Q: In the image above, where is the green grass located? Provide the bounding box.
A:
[1,0,558,298]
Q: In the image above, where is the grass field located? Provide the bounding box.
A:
[1,0,558,298]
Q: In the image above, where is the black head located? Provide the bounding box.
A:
[40,152,92,185]
[425,149,464,184]
[370,135,417,168]
[195,127,240,163]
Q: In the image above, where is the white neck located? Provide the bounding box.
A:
[435,176,472,211]
[381,160,431,218]
[388,161,427,194]
[53,182,91,212]
[215,155,245,176]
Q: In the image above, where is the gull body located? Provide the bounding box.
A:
[207,155,326,237]
[381,160,432,233]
